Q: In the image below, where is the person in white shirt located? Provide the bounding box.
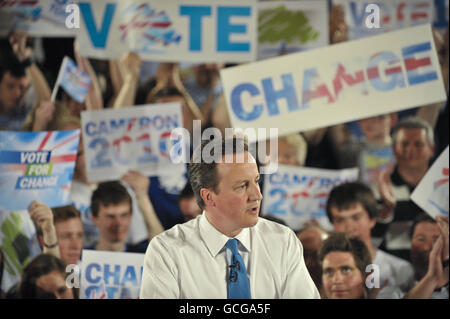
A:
[140,137,320,299]
[326,182,414,291]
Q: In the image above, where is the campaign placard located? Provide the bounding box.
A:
[80,250,144,299]
[52,56,91,103]
[0,130,80,211]
[0,0,76,37]
[411,146,449,218]
[257,0,328,60]
[262,164,359,231]
[220,24,446,141]
[81,103,184,183]
[75,0,257,63]
[360,146,396,184]
[332,0,434,40]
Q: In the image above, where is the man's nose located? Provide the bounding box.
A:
[332,271,344,283]
[249,182,263,201]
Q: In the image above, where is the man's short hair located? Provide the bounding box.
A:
[318,232,372,280]
[326,182,378,223]
[279,133,308,166]
[392,116,435,147]
[91,182,132,218]
[52,206,81,224]
[410,212,436,238]
[0,55,26,82]
[189,137,249,209]
[179,181,195,202]
[152,86,184,102]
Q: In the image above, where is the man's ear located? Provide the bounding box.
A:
[370,217,376,230]
[200,188,215,208]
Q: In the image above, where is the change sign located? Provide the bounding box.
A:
[220,24,446,141]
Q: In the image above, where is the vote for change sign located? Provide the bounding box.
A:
[221,24,447,141]
[81,103,184,183]
[411,146,449,218]
[80,250,144,299]
[262,164,359,231]
[76,0,257,63]
[0,130,80,211]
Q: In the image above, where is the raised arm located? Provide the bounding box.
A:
[9,30,51,102]
[73,40,103,110]
[28,200,60,259]
[112,52,142,109]
[121,170,164,241]
[147,63,204,122]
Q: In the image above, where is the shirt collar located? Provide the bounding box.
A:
[199,211,251,258]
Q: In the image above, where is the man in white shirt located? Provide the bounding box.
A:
[140,137,320,299]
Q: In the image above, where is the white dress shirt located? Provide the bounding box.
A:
[140,213,320,299]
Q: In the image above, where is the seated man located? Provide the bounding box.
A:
[326,182,414,289]
[319,233,371,299]
[89,178,163,253]
[377,214,449,299]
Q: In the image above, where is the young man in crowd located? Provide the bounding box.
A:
[326,182,414,289]
[29,202,83,266]
[89,177,164,253]
[319,233,371,299]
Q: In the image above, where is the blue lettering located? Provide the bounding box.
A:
[86,263,101,284]
[79,2,116,48]
[230,83,263,121]
[349,2,366,26]
[103,264,121,285]
[85,122,97,137]
[402,42,438,85]
[110,119,126,132]
[106,286,119,299]
[367,51,405,91]
[433,0,448,29]
[262,73,299,116]
[121,266,138,286]
[180,6,211,51]
[217,6,251,52]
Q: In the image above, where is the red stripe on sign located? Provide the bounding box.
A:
[51,133,80,151]
[411,13,428,19]
[151,22,171,28]
[20,0,38,5]
[51,154,77,163]
[404,57,431,71]
[415,2,430,8]
[38,132,52,151]
[385,66,403,75]
[367,67,380,79]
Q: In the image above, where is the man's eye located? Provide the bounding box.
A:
[342,267,351,273]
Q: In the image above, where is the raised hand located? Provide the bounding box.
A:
[28,200,54,233]
[121,169,150,197]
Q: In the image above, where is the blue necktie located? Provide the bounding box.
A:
[226,238,251,299]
